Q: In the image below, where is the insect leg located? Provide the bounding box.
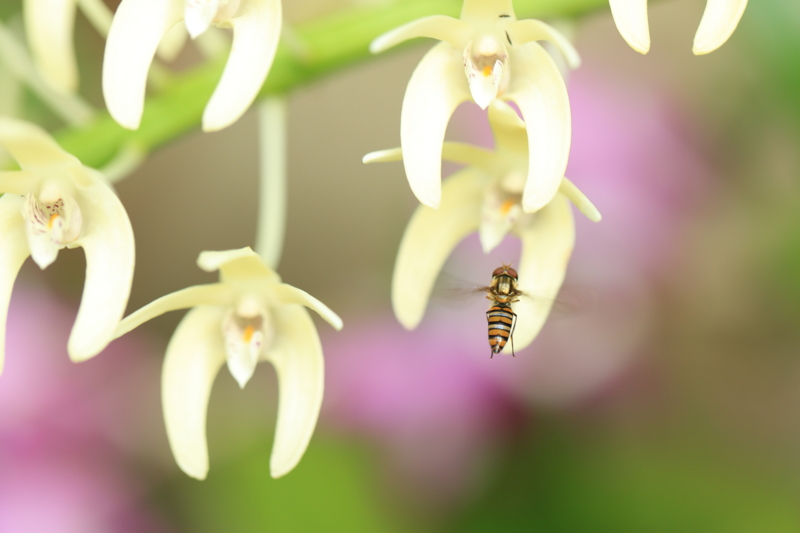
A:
[509,310,517,357]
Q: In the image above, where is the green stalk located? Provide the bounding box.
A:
[55,0,607,169]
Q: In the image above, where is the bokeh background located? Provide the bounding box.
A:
[2,0,800,531]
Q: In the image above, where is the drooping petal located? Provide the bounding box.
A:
[262,304,323,478]
[487,99,527,156]
[115,283,234,338]
[201,0,282,132]
[103,0,184,129]
[162,305,227,480]
[197,247,280,283]
[270,284,343,331]
[511,195,574,351]
[460,0,515,22]
[0,171,41,196]
[503,42,570,213]
[184,0,220,39]
[559,178,602,222]
[0,117,81,173]
[506,19,581,69]
[392,168,484,329]
[364,144,494,171]
[67,173,136,361]
[23,0,79,93]
[0,195,31,376]
[401,42,470,209]
[156,21,188,62]
[693,0,747,55]
[608,0,650,54]
[370,15,469,54]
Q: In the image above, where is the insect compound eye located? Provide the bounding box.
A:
[492,267,505,277]
[506,267,518,279]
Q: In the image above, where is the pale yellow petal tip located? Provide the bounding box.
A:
[692,40,720,56]
[178,459,209,480]
[629,39,650,55]
[270,458,297,479]
[67,339,105,363]
[369,34,391,54]
[362,148,403,164]
[329,313,344,331]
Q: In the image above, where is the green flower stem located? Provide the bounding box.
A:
[55,0,607,170]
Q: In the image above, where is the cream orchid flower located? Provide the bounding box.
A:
[113,247,342,479]
[0,118,135,372]
[364,100,600,351]
[103,0,281,132]
[609,0,748,55]
[370,0,578,214]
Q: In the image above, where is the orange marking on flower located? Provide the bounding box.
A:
[482,65,493,77]
[243,325,255,343]
[500,199,515,215]
[47,213,59,229]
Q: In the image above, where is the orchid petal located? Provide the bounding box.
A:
[559,178,601,222]
[370,15,469,53]
[392,168,484,329]
[23,0,79,93]
[460,0,515,22]
[0,117,81,173]
[103,0,183,129]
[441,142,495,169]
[263,305,323,478]
[511,195,574,351]
[271,284,343,331]
[609,0,650,54]
[693,0,747,55]
[487,99,527,155]
[67,172,135,361]
[184,0,220,39]
[115,283,234,338]
[504,42,570,213]
[507,19,581,69]
[0,195,30,376]
[197,247,280,283]
[363,148,403,164]
[0,171,41,196]
[364,144,493,170]
[162,305,227,480]
[201,0,282,132]
[401,42,470,209]
[156,21,188,62]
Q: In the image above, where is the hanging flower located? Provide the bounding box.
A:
[0,117,135,370]
[103,0,281,132]
[364,100,600,351]
[113,247,342,479]
[608,0,748,55]
[370,0,578,214]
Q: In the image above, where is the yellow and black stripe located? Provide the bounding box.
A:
[487,303,516,357]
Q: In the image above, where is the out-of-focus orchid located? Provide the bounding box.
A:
[103,0,282,132]
[370,0,578,213]
[113,247,342,480]
[0,118,135,370]
[608,0,748,55]
[364,100,600,352]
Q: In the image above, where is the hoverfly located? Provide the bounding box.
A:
[479,264,523,358]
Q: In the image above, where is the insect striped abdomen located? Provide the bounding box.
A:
[487,303,515,355]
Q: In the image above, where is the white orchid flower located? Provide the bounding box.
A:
[103,0,281,132]
[365,100,600,351]
[0,118,135,372]
[370,0,578,214]
[114,247,342,479]
[609,0,748,55]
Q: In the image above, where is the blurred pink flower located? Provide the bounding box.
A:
[0,282,170,533]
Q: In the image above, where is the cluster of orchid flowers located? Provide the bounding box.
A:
[0,0,747,479]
